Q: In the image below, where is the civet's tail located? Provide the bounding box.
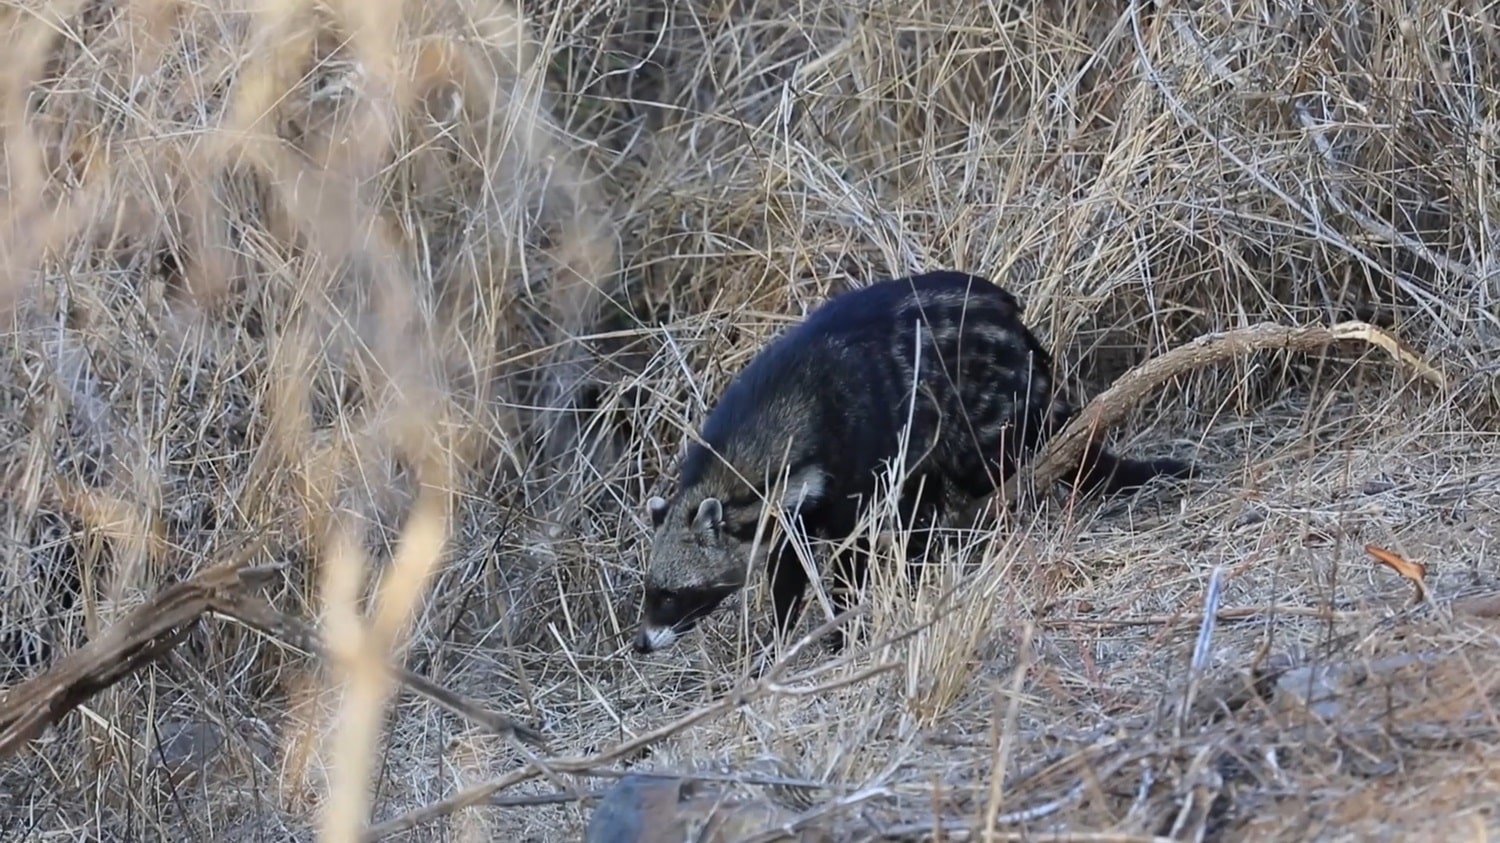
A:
[1044,392,1194,496]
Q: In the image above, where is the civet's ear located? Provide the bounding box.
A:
[692,497,723,534]
[647,496,669,528]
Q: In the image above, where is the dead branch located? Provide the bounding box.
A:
[1010,320,1448,500]
[0,553,546,759]
[0,550,271,757]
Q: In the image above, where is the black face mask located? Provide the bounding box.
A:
[634,583,738,652]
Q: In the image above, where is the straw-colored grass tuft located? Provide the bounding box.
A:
[2,0,1498,839]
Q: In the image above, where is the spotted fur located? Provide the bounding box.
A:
[633,271,1192,654]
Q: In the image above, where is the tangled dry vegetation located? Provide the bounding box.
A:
[1,0,1498,839]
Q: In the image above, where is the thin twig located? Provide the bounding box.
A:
[209,592,547,748]
[1041,605,1368,628]
[875,829,1172,843]
[363,608,895,840]
[573,767,833,791]
[981,622,1033,842]
[866,751,1145,841]
[1176,566,1225,736]
[486,788,610,808]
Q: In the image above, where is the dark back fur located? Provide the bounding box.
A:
[680,271,1156,532]
[634,270,1191,654]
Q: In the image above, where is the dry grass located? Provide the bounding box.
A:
[1,0,1498,839]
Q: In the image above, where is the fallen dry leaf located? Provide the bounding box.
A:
[1366,544,1429,604]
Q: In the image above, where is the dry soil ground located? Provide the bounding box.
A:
[1,0,1498,840]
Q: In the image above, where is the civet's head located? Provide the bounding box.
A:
[633,469,825,654]
[632,493,750,653]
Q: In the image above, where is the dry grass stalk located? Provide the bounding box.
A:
[3,0,1499,839]
[317,490,450,843]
